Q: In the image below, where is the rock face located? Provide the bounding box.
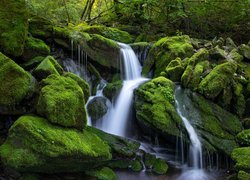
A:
[87,97,108,121]
[0,115,112,173]
[0,0,28,56]
[134,77,183,141]
[177,88,242,155]
[0,53,35,114]
[142,35,194,77]
[36,74,87,130]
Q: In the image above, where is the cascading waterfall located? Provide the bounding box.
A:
[104,43,148,137]
[175,86,209,180]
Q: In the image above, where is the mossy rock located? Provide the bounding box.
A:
[238,170,250,180]
[161,57,184,82]
[0,52,35,113]
[103,80,123,101]
[63,72,90,102]
[36,74,87,130]
[181,51,210,90]
[28,16,53,39]
[0,115,111,173]
[85,167,116,180]
[134,77,183,141]
[229,49,243,62]
[177,88,242,155]
[232,82,246,117]
[22,37,50,61]
[22,56,45,70]
[88,126,140,158]
[225,38,237,51]
[0,0,28,56]
[209,46,227,60]
[231,147,250,172]
[144,153,168,175]
[238,44,250,61]
[87,97,108,121]
[131,160,143,172]
[198,62,237,99]
[76,24,134,44]
[236,129,250,147]
[142,35,193,77]
[33,56,63,80]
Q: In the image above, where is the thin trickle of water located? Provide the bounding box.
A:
[105,43,148,137]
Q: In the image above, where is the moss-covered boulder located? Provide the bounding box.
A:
[134,77,183,141]
[36,74,87,130]
[22,37,50,60]
[87,97,108,121]
[0,0,28,56]
[33,56,63,80]
[160,57,184,82]
[0,53,35,114]
[229,49,244,62]
[198,62,237,99]
[76,24,133,43]
[176,88,242,155]
[144,153,168,175]
[103,80,123,101]
[28,17,53,39]
[142,35,194,77]
[85,167,116,180]
[63,72,90,102]
[225,38,237,51]
[236,129,250,147]
[209,46,227,60]
[0,115,111,173]
[231,147,250,172]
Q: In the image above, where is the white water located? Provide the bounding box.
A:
[105,43,148,136]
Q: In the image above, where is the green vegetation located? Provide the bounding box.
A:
[145,153,168,174]
[0,115,111,172]
[85,167,117,180]
[36,74,87,130]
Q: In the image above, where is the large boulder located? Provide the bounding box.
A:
[36,74,87,130]
[0,115,111,173]
[134,77,183,142]
[142,35,194,77]
[0,53,35,114]
[198,62,237,99]
[0,0,28,56]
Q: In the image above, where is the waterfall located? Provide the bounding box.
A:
[104,43,148,137]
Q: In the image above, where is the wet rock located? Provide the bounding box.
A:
[87,97,108,121]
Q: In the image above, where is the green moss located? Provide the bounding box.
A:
[142,35,193,77]
[0,52,35,106]
[131,160,142,172]
[209,46,226,60]
[238,44,250,60]
[236,129,250,147]
[144,154,168,174]
[231,147,250,172]
[103,80,123,101]
[22,37,50,60]
[232,82,245,117]
[229,49,243,62]
[135,77,182,138]
[238,171,250,180]
[63,72,90,102]
[87,97,108,121]
[28,17,53,38]
[85,167,116,180]
[33,56,63,80]
[75,24,134,43]
[162,57,184,82]
[36,74,87,130]
[22,56,45,70]
[0,115,111,173]
[198,62,237,99]
[87,126,140,157]
[0,0,28,56]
